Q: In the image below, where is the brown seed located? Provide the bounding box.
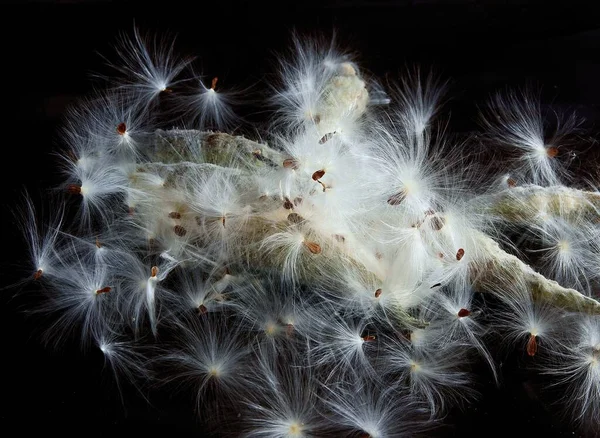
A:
[430,216,445,231]
[303,240,322,254]
[173,225,187,237]
[285,323,294,337]
[252,149,263,161]
[287,213,303,224]
[387,190,406,206]
[456,248,465,261]
[197,304,208,315]
[283,158,299,170]
[374,288,382,298]
[116,122,127,135]
[169,211,182,219]
[362,335,376,342]
[507,178,517,188]
[66,184,81,195]
[527,333,537,357]
[211,77,218,90]
[95,286,112,295]
[33,269,43,281]
[95,238,102,248]
[333,234,345,243]
[283,198,294,209]
[312,114,321,124]
[151,266,159,278]
[546,146,559,158]
[457,308,470,318]
[318,132,336,144]
[312,169,326,181]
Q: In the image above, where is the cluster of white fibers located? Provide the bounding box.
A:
[11,27,600,435]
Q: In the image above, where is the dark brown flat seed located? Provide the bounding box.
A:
[456,248,465,261]
[387,191,406,205]
[33,269,43,281]
[333,234,345,243]
[527,334,537,357]
[285,324,294,336]
[303,241,322,254]
[66,184,81,195]
[116,122,127,135]
[430,216,445,231]
[312,169,326,181]
[283,198,294,209]
[318,132,336,144]
[457,308,470,318]
[287,213,303,224]
[374,288,382,298]
[173,225,187,237]
[283,159,299,170]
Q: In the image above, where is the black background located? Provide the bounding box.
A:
[2,0,600,436]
